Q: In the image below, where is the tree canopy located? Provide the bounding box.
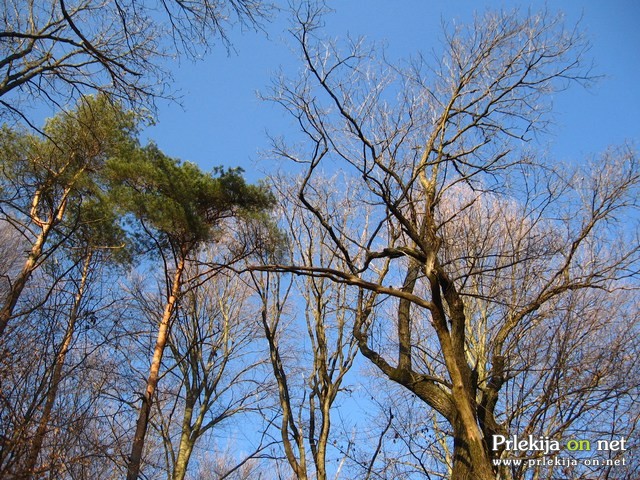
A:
[0,4,638,480]
[107,144,274,251]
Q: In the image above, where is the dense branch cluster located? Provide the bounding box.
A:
[0,3,638,480]
[0,0,270,127]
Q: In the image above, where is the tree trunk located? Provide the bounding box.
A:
[127,256,186,480]
[172,393,196,480]
[19,252,93,478]
[0,229,48,339]
[0,184,72,340]
[172,437,195,480]
[314,398,331,480]
[451,416,495,480]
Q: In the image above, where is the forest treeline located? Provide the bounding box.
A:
[1,1,639,480]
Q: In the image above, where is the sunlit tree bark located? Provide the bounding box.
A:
[132,252,271,480]
[260,4,640,479]
[106,146,274,479]
[0,95,137,341]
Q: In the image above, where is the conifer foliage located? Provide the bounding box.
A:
[0,95,275,479]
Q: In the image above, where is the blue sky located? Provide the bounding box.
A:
[142,1,640,182]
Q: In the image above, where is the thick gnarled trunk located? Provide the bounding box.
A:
[451,416,495,480]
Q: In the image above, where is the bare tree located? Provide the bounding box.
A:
[14,202,129,479]
[436,182,640,479]
[152,260,270,480]
[194,448,268,480]
[260,4,640,479]
[18,250,94,478]
[1,0,270,128]
[0,239,130,479]
[248,176,361,480]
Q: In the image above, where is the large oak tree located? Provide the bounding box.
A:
[261,5,640,479]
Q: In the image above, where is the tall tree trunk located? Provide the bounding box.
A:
[172,437,195,480]
[20,252,93,478]
[447,374,494,480]
[313,398,331,480]
[127,256,186,480]
[172,396,196,480]
[0,229,49,339]
[0,185,73,340]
